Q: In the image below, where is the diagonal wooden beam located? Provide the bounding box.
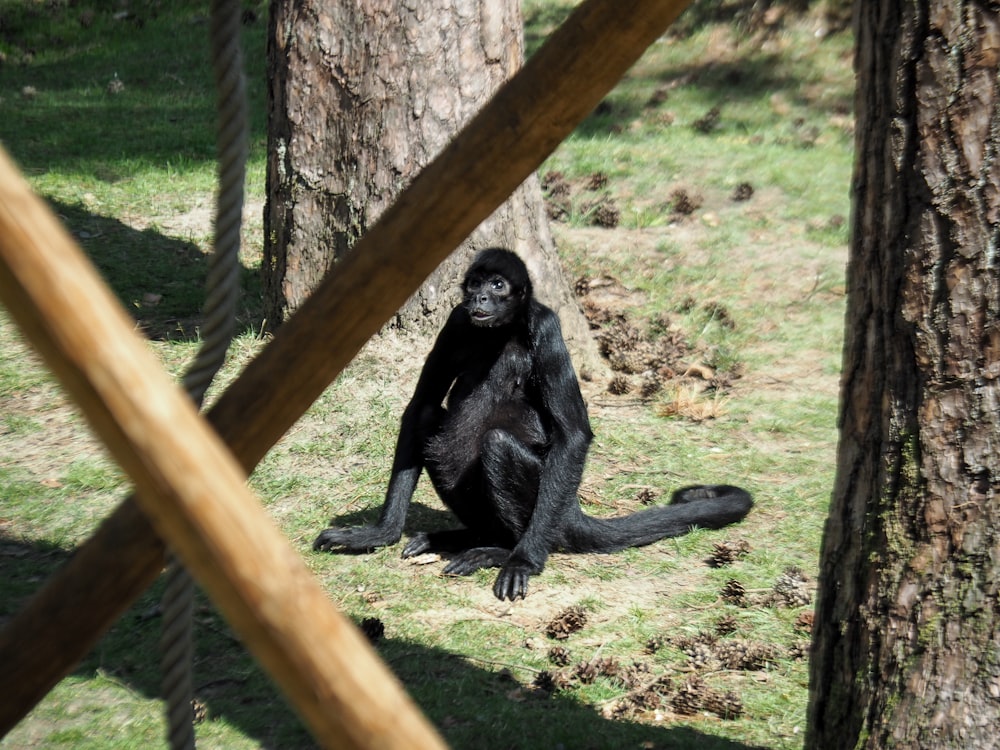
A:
[0,146,447,749]
[0,0,693,738]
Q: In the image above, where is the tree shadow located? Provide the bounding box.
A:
[0,1,270,174]
[0,534,767,750]
[48,200,263,341]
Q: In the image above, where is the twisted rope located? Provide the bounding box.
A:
[160,1,248,748]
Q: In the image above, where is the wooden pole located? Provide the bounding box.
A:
[0,150,447,749]
[0,0,693,735]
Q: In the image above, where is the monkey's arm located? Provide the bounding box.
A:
[493,305,593,600]
[313,312,462,552]
[312,399,424,551]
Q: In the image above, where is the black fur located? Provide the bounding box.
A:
[314,248,752,600]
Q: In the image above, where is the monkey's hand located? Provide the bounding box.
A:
[493,557,538,601]
[312,525,400,552]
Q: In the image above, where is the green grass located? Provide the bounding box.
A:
[1,1,852,748]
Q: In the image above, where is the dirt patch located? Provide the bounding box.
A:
[404,554,707,635]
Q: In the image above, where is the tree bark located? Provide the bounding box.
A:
[264,0,600,373]
[807,2,1000,748]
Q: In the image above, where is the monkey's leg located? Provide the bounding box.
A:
[480,427,543,540]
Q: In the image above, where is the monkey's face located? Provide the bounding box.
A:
[462,271,521,327]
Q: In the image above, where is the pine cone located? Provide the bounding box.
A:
[773,566,812,607]
[714,615,738,636]
[607,374,631,395]
[608,348,649,374]
[547,646,571,666]
[617,661,654,689]
[674,632,717,652]
[635,488,657,506]
[541,171,570,197]
[691,107,721,135]
[593,657,622,679]
[597,320,642,357]
[721,578,747,606]
[649,674,673,697]
[686,642,719,671]
[639,371,662,398]
[707,543,737,568]
[788,640,811,661]
[533,670,571,693]
[644,635,667,654]
[545,606,588,640]
[716,639,778,671]
[573,661,600,684]
[585,198,621,228]
[731,182,754,202]
[715,640,749,670]
[586,172,609,191]
[707,540,751,568]
[631,686,664,712]
[703,690,744,720]
[670,187,704,214]
[671,676,708,715]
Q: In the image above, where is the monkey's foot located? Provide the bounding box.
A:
[312,525,399,552]
[442,547,510,576]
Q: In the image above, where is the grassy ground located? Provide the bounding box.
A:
[0,1,852,748]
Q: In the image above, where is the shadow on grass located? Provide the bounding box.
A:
[48,200,263,341]
[1,533,765,750]
[0,1,269,174]
[316,501,459,537]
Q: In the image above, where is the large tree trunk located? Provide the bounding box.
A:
[807,2,1000,748]
[264,0,600,374]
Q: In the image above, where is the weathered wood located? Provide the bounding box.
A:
[0,0,693,734]
[0,149,447,749]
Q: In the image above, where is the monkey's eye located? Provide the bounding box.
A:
[490,278,506,292]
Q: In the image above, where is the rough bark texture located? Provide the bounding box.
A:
[807,2,1000,748]
[264,0,600,373]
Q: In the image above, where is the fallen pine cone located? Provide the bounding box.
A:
[545,606,588,640]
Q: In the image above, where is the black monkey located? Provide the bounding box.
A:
[314,248,752,600]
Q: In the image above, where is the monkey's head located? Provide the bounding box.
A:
[462,248,532,328]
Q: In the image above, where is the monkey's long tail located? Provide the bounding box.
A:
[560,484,753,553]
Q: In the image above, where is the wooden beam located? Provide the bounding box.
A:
[0,149,447,749]
[0,0,693,736]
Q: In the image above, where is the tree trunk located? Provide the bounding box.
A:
[264,0,601,374]
[807,2,1000,748]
